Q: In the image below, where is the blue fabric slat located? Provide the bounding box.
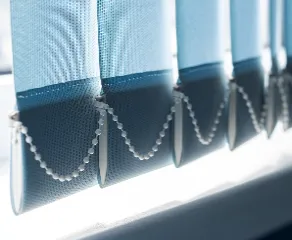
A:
[177,63,227,165]
[12,80,100,214]
[99,71,173,187]
[97,0,172,79]
[11,0,99,93]
[230,0,262,63]
[269,0,284,75]
[284,0,292,129]
[175,0,227,165]
[10,1,101,214]
[229,58,265,149]
[229,1,265,149]
[284,0,292,73]
[175,0,225,70]
[97,0,173,186]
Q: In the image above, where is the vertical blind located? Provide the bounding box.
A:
[9,0,292,215]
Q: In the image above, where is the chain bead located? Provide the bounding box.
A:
[121,131,127,138]
[52,173,59,180]
[65,175,72,181]
[30,145,37,152]
[88,148,94,155]
[125,139,131,145]
[46,168,53,175]
[95,129,101,135]
[92,138,98,145]
[25,136,32,143]
[159,131,165,138]
[107,108,114,114]
[40,161,46,168]
[34,154,41,161]
[21,127,28,134]
[83,156,90,164]
[78,164,85,172]
[59,176,65,182]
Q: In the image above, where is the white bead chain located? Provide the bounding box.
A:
[11,82,285,181]
[235,84,267,133]
[278,76,290,130]
[181,95,227,145]
[11,110,106,182]
[104,103,176,161]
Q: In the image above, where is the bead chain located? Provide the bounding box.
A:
[181,95,227,145]
[10,81,290,182]
[277,77,290,130]
[12,109,106,182]
[235,85,267,133]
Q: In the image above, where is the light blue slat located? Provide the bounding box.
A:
[97,0,173,79]
[11,0,99,92]
[269,0,283,57]
[175,0,225,70]
[284,0,292,57]
[230,0,262,63]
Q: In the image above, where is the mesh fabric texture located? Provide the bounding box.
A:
[230,0,262,63]
[175,0,226,70]
[176,63,227,166]
[269,0,283,75]
[13,79,99,214]
[228,58,265,150]
[10,0,99,92]
[99,72,173,187]
[97,0,172,79]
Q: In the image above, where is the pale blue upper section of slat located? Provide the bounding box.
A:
[175,0,226,70]
[269,0,283,57]
[97,0,173,79]
[11,0,99,92]
[284,0,292,57]
[230,0,262,63]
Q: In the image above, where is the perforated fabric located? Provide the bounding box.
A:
[175,0,226,70]
[269,0,283,58]
[284,0,292,73]
[10,0,101,214]
[269,0,283,74]
[13,79,99,214]
[97,0,173,186]
[10,0,99,92]
[97,0,172,79]
[230,0,263,63]
[230,59,265,149]
[100,75,173,187]
[178,63,227,166]
[229,1,265,149]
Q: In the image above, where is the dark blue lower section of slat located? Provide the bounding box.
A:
[285,57,292,129]
[286,57,292,75]
[13,78,100,214]
[99,71,173,187]
[228,58,265,150]
[265,75,281,138]
[284,71,292,129]
[176,63,227,166]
